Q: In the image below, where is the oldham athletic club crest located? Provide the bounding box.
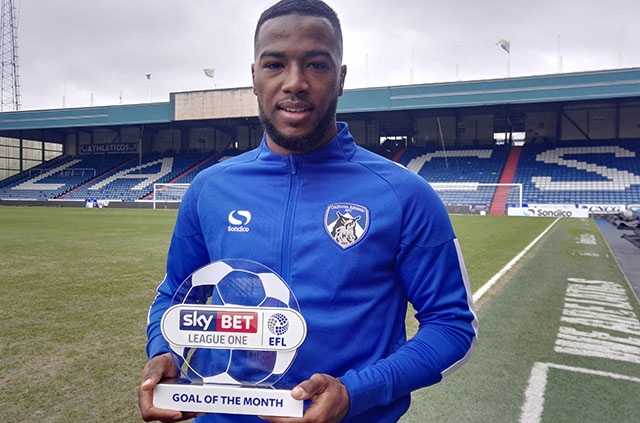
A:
[324,203,369,249]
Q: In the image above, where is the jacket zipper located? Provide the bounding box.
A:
[280,154,299,280]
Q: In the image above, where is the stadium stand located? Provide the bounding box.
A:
[2,68,640,212]
[0,151,220,202]
[508,140,640,205]
[59,152,216,201]
[488,146,522,215]
[0,154,138,200]
[2,140,639,210]
[397,145,510,208]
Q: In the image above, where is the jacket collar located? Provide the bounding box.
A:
[257,122,356,164]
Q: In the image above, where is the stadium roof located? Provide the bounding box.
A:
[339,67,640,112]
[1,67,640,142]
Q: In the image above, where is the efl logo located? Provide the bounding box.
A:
[180,309,258,333]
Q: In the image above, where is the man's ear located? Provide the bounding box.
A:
[338,65,347,96]
[251,63,257,95]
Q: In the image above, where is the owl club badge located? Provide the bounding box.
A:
[153,259,307,417]
[325,202,369,249]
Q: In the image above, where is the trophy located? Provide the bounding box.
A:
[153,259,307,417]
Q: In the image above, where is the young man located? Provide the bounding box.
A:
[138,1,478,422]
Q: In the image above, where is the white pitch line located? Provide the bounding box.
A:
[543,362,640,382]
[519,361,640,423]
[473,217,561,303]
[519,362,549,423]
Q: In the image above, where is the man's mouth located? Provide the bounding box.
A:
[277,101,313,124]
[278,100,312,112]
[280,106,310,113]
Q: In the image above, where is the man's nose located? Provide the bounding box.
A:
[282,64,309,94]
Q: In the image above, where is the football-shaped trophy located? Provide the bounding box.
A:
[153,259,307,417]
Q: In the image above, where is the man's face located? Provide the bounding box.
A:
[252,14,346,155]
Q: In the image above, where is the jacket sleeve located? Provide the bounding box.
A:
[339,188,479,418]
[146,183,211,359]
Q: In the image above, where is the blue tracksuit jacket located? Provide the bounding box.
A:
[146,122,478,422]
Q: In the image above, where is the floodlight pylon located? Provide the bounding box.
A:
[0,0,20,111]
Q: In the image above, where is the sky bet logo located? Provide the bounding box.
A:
[162,305,307,351]
[180,309,258,333]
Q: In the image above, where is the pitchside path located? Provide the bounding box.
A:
[595,218,640,303]
[401,217,640,423]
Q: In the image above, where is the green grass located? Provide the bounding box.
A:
[402,217,640,423]
[450,215,555,292]
[2,207,631,422]
[0,207,177,422]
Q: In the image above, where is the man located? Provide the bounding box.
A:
[138,1,478,422]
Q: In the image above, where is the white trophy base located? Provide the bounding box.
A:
[153,379,303,417]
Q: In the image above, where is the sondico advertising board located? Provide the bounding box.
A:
[507,205,589,218]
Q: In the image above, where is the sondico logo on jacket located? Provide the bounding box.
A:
[228,210,251,232]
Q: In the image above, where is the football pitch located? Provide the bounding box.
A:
[0,207,638,422]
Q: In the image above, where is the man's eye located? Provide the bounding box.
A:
[265,62,283,70]
[308,63,327,70]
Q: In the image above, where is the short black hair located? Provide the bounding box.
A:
[254,0,343,61]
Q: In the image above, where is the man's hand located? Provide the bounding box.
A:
[137,353,204,422]
[260,373,349,423]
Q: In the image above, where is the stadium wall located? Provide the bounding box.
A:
[0,199,171,209]
[172,88,257,120]
[559,103,640,141]
[414,115,495,146]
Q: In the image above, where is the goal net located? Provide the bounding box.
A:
[152,183,190,209]
[430,182,523,211]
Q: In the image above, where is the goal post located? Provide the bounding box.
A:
[152,182,523,211]
[429,182,523,209]
[152,183,190,209]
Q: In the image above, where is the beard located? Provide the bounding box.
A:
[258,97,338,154]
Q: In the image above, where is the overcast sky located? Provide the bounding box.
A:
[13,0,640,111]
